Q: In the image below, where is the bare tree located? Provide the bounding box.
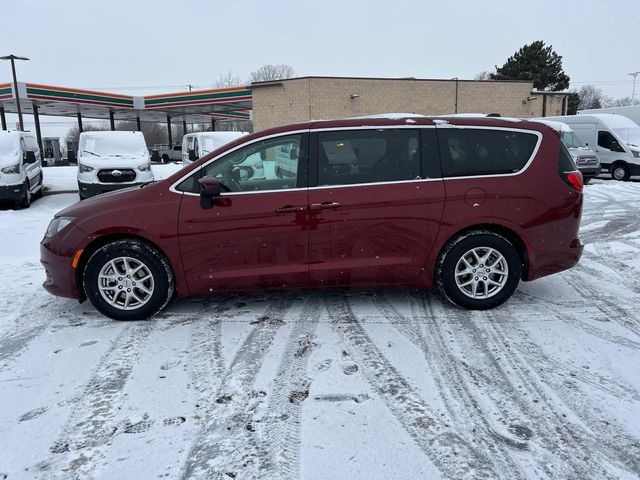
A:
[215,71,243,88]
[248,64,295,83]
[577,85,610,110]
[116,120,167,146]
[604,96,633,107]
[64,123,109,147]
[474,71,493,81]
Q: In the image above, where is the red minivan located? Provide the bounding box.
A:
[40,116,584,320]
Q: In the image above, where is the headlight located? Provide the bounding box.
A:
[632,150,640,158]
[46,216,75,237]
[137,163,151,172]
[1,164,20,174]
[79,164,94,173]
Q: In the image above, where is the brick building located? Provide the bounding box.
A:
[251,76,568,132]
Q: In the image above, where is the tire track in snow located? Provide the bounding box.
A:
[180,294,296,480]
[326,294,497,480]
[38,321,155,479]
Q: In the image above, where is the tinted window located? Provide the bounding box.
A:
[438,128,538,177]
[176,134,303,193]
[598,131,625,152]
[317,129,420,186]
[558,143,578,172]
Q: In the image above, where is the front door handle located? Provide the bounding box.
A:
[276,205,307,213]
[309,201,341,211]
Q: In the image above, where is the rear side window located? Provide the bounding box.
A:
[558,143,578,172]
[317,129,420,186]
[438,128,539,177]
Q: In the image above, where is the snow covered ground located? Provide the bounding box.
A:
[0,167,639,479]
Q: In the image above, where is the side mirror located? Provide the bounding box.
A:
[25,151,37,164]
[199,176,223,209]
[188,149,198,161]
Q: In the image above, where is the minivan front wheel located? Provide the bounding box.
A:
[83,240,175,320]
[436,231,521,310]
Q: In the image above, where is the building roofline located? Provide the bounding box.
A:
[251,75,536,86]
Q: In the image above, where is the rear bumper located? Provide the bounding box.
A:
[78,181,144,199]
[527,237,584,281]
[0,182,25,201]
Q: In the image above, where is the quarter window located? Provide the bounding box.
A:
[317,129,420,186]
[438,128,538,177]
[176,134,303,193]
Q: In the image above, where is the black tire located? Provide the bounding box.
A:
[611,163,630,181]
[583,176,592,185]
[161,154,170,164]
[83,239,175,320]
[436,231,522,310]
[19,180,31,209]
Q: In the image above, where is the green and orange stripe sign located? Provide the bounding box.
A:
[0,83,12,101]
[144,86,252,109]
[26,83,134,108]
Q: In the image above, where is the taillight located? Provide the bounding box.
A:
[563,171,583,191]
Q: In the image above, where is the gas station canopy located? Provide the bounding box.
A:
[0,81,252,124]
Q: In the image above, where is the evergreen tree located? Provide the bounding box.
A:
[491,41,570,91]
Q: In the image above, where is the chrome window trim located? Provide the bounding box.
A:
[169,124,543,197]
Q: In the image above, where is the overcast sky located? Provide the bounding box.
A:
[2,0,638,139]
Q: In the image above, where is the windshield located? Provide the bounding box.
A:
[79,135,147,157]
[0,135,19,156]
[561,131,587,149]
[613,127,640,148]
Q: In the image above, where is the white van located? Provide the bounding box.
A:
[182,132,248,167]
[77,131,153,199]
[530,119,601,182]
[0,131,43,208]
[545,114,640,181]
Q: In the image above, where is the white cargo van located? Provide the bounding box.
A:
[545,114,640,181]
[77,131,153,199]
[182,132,248,166]
[530,119,601,182]
[0,131,43,208]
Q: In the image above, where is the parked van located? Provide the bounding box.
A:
[77,131,153,199]
[182,132,248,166]
[42,116,584,320]
[531,119,600,182]
[578,105,640,127]
[545,114,640,181]
[0,131,43,208]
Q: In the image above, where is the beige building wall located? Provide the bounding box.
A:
[252,77,567,131]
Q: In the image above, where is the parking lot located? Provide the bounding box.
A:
[0,167,639,479]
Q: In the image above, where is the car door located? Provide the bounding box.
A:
[176,132,310,295]
[307,127,445,287]
[596,128,628,170]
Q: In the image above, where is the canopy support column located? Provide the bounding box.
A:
[211,119,215,131]
[0,106,6,130]
[109,111,115,131]
[167,115,172,148]
[33,104,44,161]
[136,116,141,131]
[183,119,187,135]
[77,112,83,133]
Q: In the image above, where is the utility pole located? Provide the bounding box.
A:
[630,72,640,106]
[1,54,29,131]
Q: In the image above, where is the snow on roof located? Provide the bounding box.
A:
[348,113,427,120]
[79,130,144,138]
[575,113,640,127]
[529,118,572,132]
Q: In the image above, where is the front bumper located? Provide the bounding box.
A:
[40,241,80,300]
[577,165,601,178]
[78,181,145,199]
[0,182,25,201]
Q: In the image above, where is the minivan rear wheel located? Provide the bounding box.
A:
[611,163,630,181]
[436,231,521,310]
[83,240,175,320]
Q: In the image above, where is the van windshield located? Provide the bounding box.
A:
[0,135,19,156]
[561,131,587,149]
[79,135,147,157]
[613,127,640,148]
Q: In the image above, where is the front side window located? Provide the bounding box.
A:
[598,131,626,152]
[317,129,420,186]
[562,131,586,149]
[438,128,538,177]
[176,134,303,193]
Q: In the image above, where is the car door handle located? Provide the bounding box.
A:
[309,202,341,211]
[276,205,307,213]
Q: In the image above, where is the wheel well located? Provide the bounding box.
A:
[75,233,173,302]
[435,224,529,280]
[611,160,628,171]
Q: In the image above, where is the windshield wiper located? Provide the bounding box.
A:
[82,150,99,157]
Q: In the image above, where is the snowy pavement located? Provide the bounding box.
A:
[0,168,639,479]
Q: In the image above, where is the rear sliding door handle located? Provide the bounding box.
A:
[276,205,307,213]
[309,202,341,211]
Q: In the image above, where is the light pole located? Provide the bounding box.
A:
[630,72,640,106]
[1,54,29,131]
